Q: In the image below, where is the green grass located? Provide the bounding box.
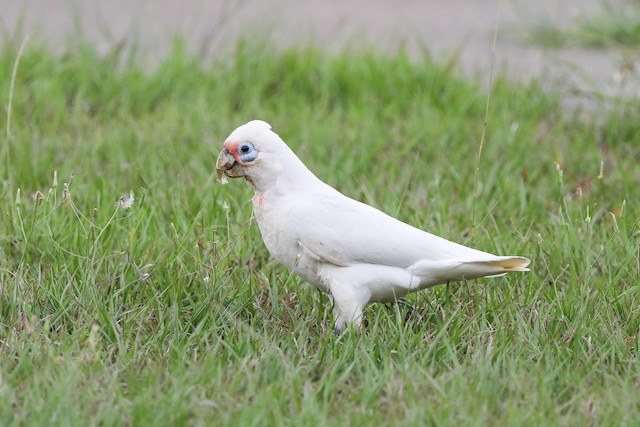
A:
[0,39,639,426]
[525,0,640,49]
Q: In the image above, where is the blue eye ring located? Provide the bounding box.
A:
[238,141,258,162]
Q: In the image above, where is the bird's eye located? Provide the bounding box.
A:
[238,141,258,162]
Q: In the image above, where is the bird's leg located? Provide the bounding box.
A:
[332,303,363,335]
[329,285,366,335]
[324,270,369,334]
[333,313,345,336]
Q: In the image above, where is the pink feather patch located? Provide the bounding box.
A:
[253,192,265,207]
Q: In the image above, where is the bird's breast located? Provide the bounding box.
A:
[252,200,295,263]
[252,202,327,292]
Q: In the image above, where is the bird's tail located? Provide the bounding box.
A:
[409,256,530,288]
[474,256,531,272]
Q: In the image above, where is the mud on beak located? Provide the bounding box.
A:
[216,149,245,181]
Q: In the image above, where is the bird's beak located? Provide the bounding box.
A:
[216,149,245,181]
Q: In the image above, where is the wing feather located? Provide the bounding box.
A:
[286,190,496,268]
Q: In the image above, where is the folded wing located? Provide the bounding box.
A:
[287,189,530,276]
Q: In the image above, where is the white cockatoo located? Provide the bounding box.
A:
[216,120,530,331]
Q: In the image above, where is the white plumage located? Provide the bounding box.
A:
[217,120,530,331]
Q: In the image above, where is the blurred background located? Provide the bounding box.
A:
[2,0,638,106]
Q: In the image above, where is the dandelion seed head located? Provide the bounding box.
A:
[117,190,135,210]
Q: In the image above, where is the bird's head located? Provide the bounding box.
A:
[216,120,315,193]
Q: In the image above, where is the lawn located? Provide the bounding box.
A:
[0,39,639,426]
